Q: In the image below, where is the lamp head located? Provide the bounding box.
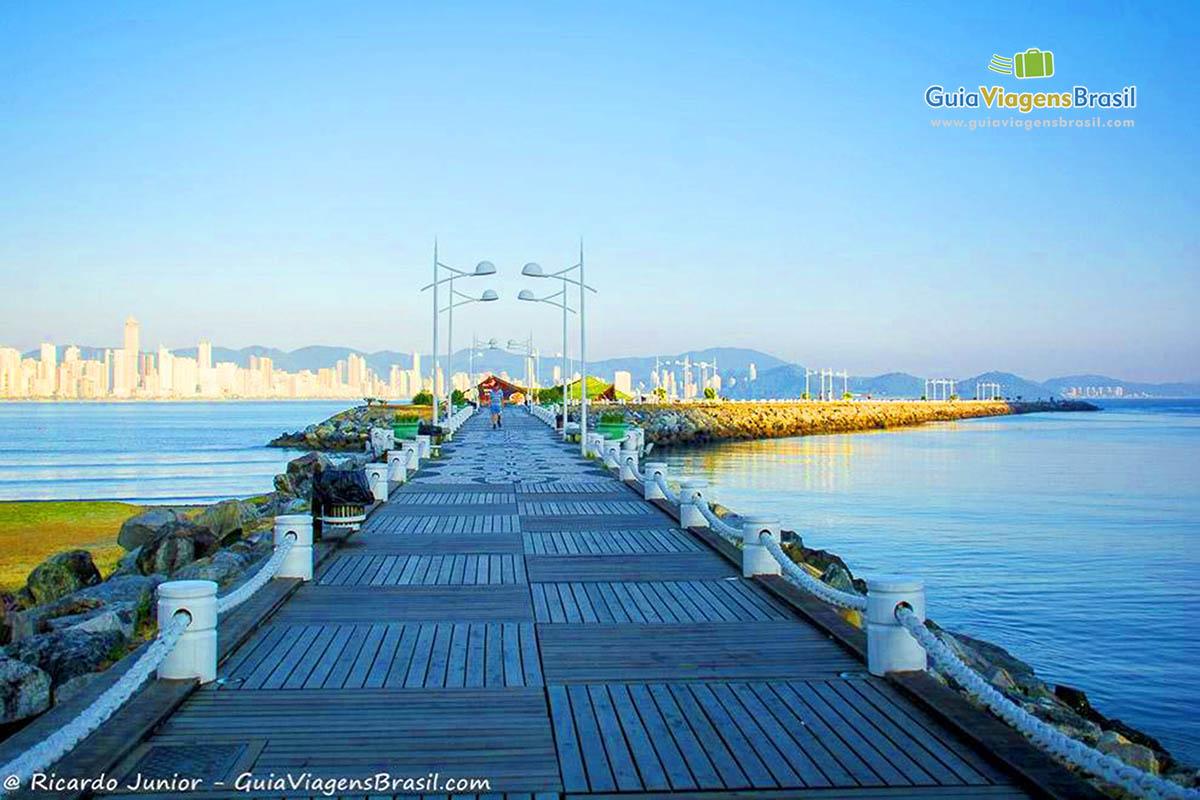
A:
[479,289,499,301]
[518,289,536,301]
[474,261,497,276]
[521,262,544,277]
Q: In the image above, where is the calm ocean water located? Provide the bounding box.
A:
[657,398,1200,765]
[0,401,351,504]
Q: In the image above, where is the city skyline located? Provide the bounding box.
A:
[1,4,1196,383]
[2,311,1192,401]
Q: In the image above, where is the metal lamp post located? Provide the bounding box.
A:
[518,287,575,441]
[469,336,500,399]
[522,245,594,453]
[507,336,540,406]
[441,289,499,407]
[420,243,496,426]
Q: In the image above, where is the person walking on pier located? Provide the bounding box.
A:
[490,387,504,429]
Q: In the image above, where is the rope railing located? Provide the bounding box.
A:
[0,609,192,793]
[215,533,295,615]
[628,455,648,481]
[895,606,1199,800]
[759,531,868,611]
[694,500,744,543]
[653,473,681,505]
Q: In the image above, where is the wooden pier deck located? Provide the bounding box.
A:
[94,411,1062,799]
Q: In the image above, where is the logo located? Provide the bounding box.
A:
[989,48,1055,79]
[924,47,1136,114]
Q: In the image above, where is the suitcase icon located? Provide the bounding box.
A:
[1014,48,1054,79]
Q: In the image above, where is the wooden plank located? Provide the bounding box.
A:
[148,688,561,793]
[269,584,534,622]
[548,684,588,792]
[567,683,616,791]
[527,553,735,582]
[572,787,1033,800]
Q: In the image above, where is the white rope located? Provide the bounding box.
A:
[694,500,744,542]
[215,534,295,615]
[628,456,648,482]
[0,610,192,793]
[760,532,869,611]
[895,606,1198,800]
[653,473,680,504]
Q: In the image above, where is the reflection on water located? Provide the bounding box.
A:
[658,401,1200,764]
[0,401,350,503]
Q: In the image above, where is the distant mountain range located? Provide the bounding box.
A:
[24,345,1200,398]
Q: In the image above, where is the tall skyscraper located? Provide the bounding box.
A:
[39,342,57,395]
[198,340,212,370]
[158,346,174,394]
[123,316,140,395]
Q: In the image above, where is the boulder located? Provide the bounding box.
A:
[11,574,162,643]
[45,601,138,641]
[117,507,180,551]
[0,591,19,646]
[193,500,246,546]
[71,574,161,607]
[5,628,126,686]
[25,550,102,606]
[1027,701,1102,744]
[948,630,1037,683]
[1097,731,1159,774]
[172,548,258,587]
[0,656,51,723]
[110,545,143,577]
[274,452,330,498]
[819,562,856,593]
[53,671,102,706]
[136,528,201,575]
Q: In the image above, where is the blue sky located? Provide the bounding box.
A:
[1,1,1196,381]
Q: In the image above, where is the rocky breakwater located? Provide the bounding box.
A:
[627,399,1098,446]
[0,448,365,734]
[268,403,431,451]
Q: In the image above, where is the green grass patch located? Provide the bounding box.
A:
[0,501,143,593]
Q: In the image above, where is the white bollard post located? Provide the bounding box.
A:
[587,433,604,458]
[643,462,668,500]
[620,441,639,481]
[416,434,431,460]
[156,580,217,683]
[386,449,408,484]
[401,442,420,474]
[604,439,622,470]
[365,463,389,503]
[273,514,314,581]
[679,480,709,528]
[866,576,927,676]
[741,517,782,577]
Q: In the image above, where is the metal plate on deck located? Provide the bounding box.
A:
[110,741,262,789]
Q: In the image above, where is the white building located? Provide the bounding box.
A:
[613,370,632,396]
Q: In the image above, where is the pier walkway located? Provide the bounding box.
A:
[103,412,1041,799]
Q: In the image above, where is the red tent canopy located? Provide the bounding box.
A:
[477,374,527,402]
